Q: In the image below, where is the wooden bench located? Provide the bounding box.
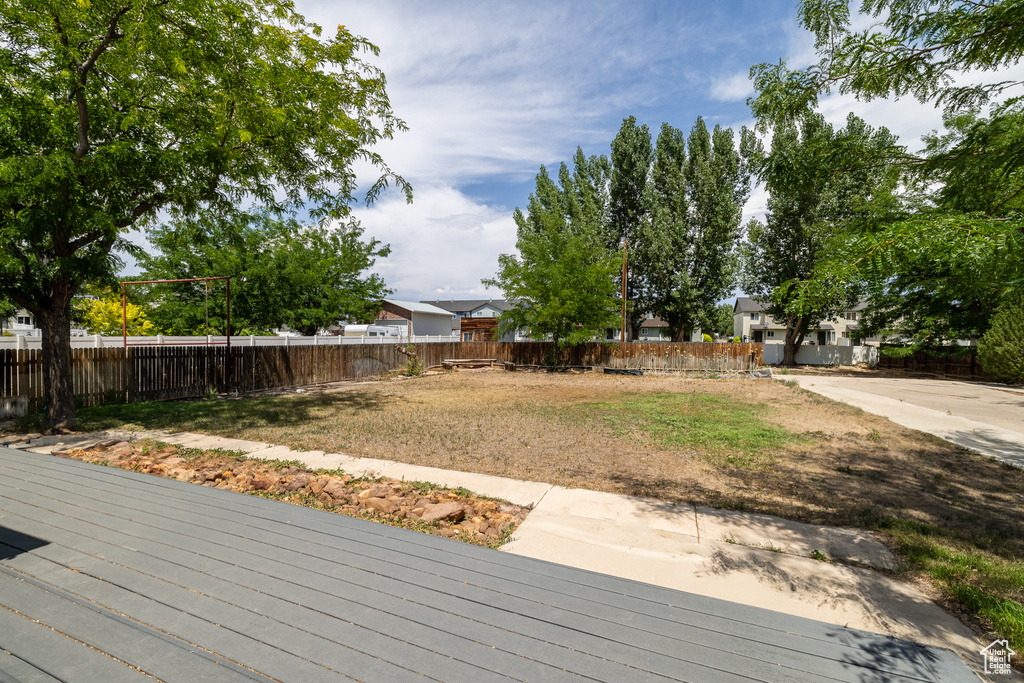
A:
[442,358,498,370]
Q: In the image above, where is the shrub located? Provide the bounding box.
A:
[978,291,1024,384]
[702,333,713,343]
[730,336,741,343]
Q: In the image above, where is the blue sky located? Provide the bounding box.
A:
[287,1,962,301]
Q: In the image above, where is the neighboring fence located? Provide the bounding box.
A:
[0,334,457,350]
[876,348,987,380]
[0,341,762,416]
[762,344,878,366]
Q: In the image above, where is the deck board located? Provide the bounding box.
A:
[0,446,977,682]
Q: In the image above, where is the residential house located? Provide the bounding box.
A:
[732,297,879,346]
[1,309,39,336]
[604,315,702,342]
[375,300,459,337]
[420,299,518,341]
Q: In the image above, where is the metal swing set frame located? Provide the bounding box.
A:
[119,276,233,349]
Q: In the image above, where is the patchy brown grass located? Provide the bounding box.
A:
[77,370,1024,535]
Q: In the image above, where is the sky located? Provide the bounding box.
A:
[174,1,986,302]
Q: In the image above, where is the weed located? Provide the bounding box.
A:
[782,379,799,388]
[810,549,829,562]
[762,541,786,553]
[203,389,218,401]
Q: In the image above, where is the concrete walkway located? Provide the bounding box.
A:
[3,429,998,679]
[785,375,1024,467]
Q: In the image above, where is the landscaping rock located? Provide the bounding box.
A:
[323,480,349,499]
[44,438,529,550]
[420,502,466,523]
[283,474,312,492]
[363,497,399,515]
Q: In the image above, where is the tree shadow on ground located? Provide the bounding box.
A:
[78,388,398,434]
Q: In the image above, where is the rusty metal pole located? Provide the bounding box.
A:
[122,283,127,349]
[620,239,628,344]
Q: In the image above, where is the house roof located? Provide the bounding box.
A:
[383,299,455,317]
[421,299,514,313]
[640,317,669,328]
[733,297,768,313]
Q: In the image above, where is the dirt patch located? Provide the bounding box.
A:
[53,439,530,549]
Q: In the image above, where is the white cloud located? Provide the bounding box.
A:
[348,185,516,301]
[710,71,754,102]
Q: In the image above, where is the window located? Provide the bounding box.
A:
[750,313,760,321]
[766,330,775,338]
[17,316,32,326]
[847,311,858,321]
[463,332,474,342]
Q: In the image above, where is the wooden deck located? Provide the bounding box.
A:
[0,446,976,682]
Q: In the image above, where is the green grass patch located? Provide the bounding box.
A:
[577,392,799,468]
[879,518,1024,652]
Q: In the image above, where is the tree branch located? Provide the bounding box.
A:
[73,5,132,160]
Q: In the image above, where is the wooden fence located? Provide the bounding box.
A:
[1,341,762,414]
[876,348,987,380]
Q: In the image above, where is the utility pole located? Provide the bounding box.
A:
[620,239,628,343]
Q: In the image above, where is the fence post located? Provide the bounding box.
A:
[16,334,25,351]
[250,334,255,347]
[157,334,164,345]
[94,335,101,348]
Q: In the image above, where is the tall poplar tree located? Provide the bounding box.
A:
[634,119,757,340]
[609,117,652,339]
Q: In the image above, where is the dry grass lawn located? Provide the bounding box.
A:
[76,369,1022,534]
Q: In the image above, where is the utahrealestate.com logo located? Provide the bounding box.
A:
[981,639,1016,675]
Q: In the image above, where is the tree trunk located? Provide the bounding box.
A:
[671,327,687,343]
[37,296,76,429]
[782,316,805,366]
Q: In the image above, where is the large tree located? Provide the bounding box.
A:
[483,156,620,358]
[137,214,390,336]
[740,112,901,365]
[748,0,1024,351]
[608,116,652,339]
[0,0,409,428]
[633,119,757,341]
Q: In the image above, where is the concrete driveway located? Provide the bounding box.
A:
[784,375,1024,467]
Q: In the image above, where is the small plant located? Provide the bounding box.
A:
[782,379,799,388]
[762,541,786,554]
[702,333,713,343]
[810,549,829,562]
[203,389,218,401]
[402,343,424,376]
[778,367,790,375]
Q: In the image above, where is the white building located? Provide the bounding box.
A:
[732,297,879,346]
[1,309,40,336]
[376,300,459,337]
